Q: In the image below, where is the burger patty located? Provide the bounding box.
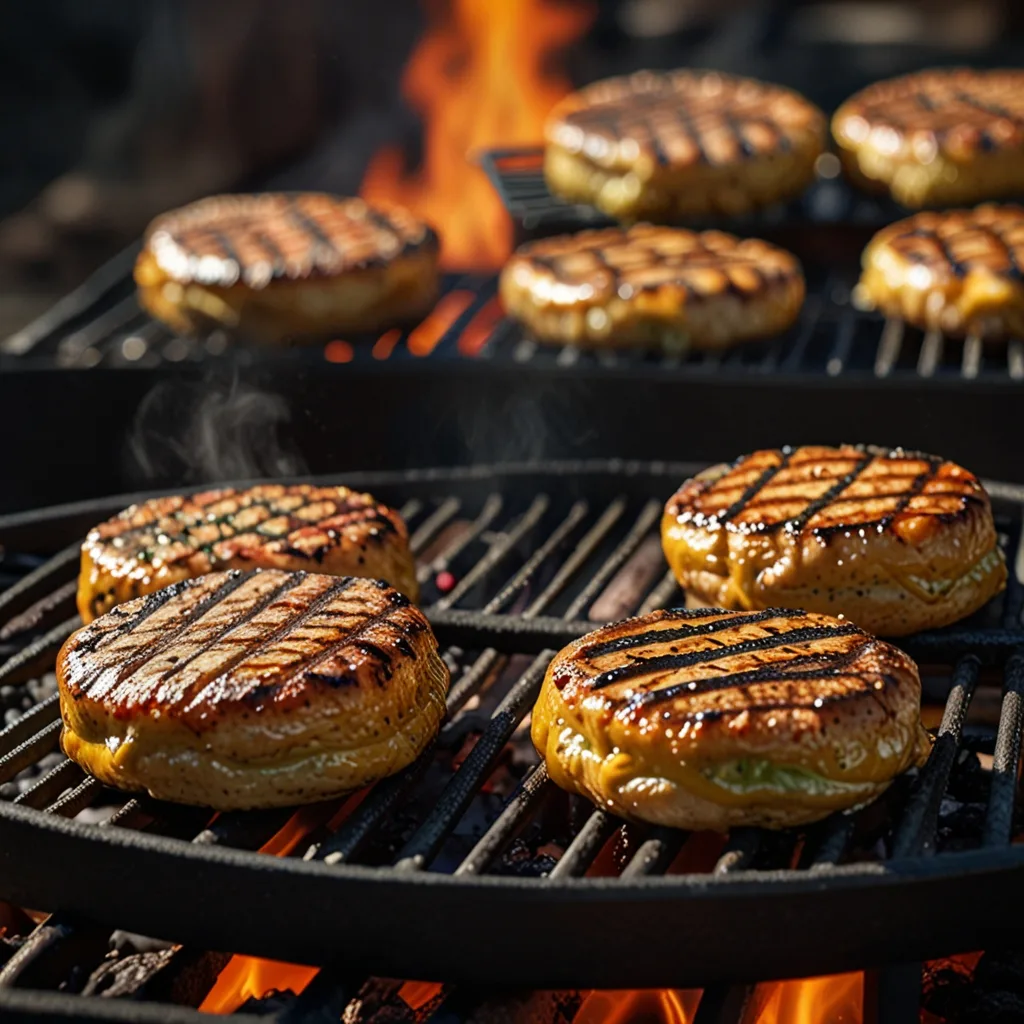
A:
[544,69,825,220]
[58,570,449,809]
[662,445,1005,635]
[78,483,418,623]
[134,193,440,341]
[500,224,805,351]
[856,204,1024,338]
[833,68,1024,207]
[532,607,928,830]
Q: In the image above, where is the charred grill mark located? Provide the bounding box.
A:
[782,454,874,534]
[892,218,1024,283]
[665,676,890,722]
[151,572,307,688]
[238,596,420,705]
[74,580,196,654]
[580,608,785,660]
[625,638,877,710]
[562,74,813,168]
[716,448,793,524]
[588,622,864,691]
[74,571,253,697]
[94,489,397,566]
[286,198,340,259]
[185,575,357,710]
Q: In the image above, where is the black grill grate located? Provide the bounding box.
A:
[4,183,1024,383]
[0,463,1023,1022]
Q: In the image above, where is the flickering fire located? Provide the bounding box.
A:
[360,0,594,269]
[199,798,359,1015]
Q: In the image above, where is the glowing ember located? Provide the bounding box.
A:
[749,972,863,1024]
[361,0,594,269]
[575,989,702,1024]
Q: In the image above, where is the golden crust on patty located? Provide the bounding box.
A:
[58,570,449,810]
[855,204,1024,337]
[78,484,418,624]
[499,224,804,351]
[532,607,927,831]
[134,193,439,342]
[833,69,1024,207]
[544,69,825,220]
[662,445,1005,637]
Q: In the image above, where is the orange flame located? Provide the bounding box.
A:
[749,973,863,1024]
[199,799,360,1015]
[360,0,594,269]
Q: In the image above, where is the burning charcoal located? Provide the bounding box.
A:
[922,961,974,1021]
[495,838,558,877]
[937,799,986,851]
[236,989,300,1015]
[973,949,1024,997]
[109,930,174,956]
[947,749,990,804]
[81,948,177,998]
[964,990,1024,1023]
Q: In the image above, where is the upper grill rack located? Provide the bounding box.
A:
[0,462,1023,1024]
[3,193,1024,382]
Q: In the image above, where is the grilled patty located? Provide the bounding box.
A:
[134,193,439,342]
[833,69,1024,207]
[500,225,804,351]
[544,69,825,220]
[532,607,927,830]
[78,484,418,624]
[58,570,449,809]
[856,205,1024,338]
[662,445,1005,636]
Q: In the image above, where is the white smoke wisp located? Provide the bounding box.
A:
[127,374,308,487]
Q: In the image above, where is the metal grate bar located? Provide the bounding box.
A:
[0,543,80,626]
[917,329,943,377]
[0,719,63,784]
[393,652,551,870]
[0,692,60,757]
[638,569,681,615]
[193,807,299,850]
[409,497,461,557]
[620,827,687,879]
[565,500,661,619]
[874,318,904,377]
[893,656,979,858]
[1009,339,1024,380]
[807,814,857,868]
[14,758,84,809]
[0,580,78,643]
[962,332,983,379]
[0,615,80,686]
[713,828,762,874]
[47,777,105,818]
[432,496,550,610]
[826,310,856,376]
[479,501,588,615]
[983,651,1024,846]
[418,494,503,582]
[547,810,619,879]
[456,764,554,876]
